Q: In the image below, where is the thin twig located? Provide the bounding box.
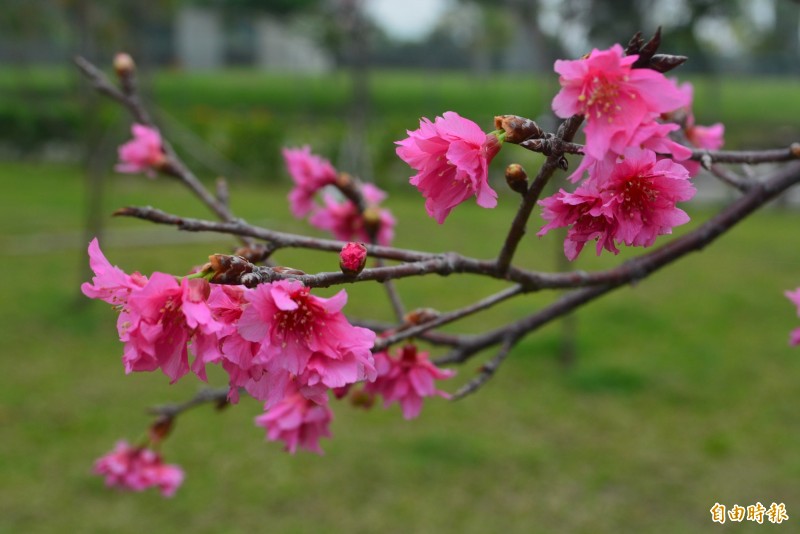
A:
[373,285,524,351]
[74,55,252,246]
[495,116,584,274]
[708,163,751,192]
[451,336,516,400]
[148,387,230,418]
[690,145,800,165]
[375,258,406,320]
[438,160,800,364]
[350,318,471,347]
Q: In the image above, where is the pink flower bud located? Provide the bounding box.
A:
[113,53,135,77]
[339,242,367,275]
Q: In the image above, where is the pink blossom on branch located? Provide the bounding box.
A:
[566,121,693,184]
[603,148,695,247]
[236,280,376,399]
[81,240,223,383]
[309,183,396,246]
[396,111,502,224]
[552,44,689,159]
[255,390,333,454]
[365,344,455,420]
[93,441,184,497]
[115,123,166,177]
[121,273,223,383]
[283,146,338,218]
[538,183,619,261]
[539,148,695,260]
[81,238,147,305]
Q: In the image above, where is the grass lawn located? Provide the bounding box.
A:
[2,160,800,533]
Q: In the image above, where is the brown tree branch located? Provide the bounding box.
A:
[74,55,251,246]
[373,285,524,351]
[451,336,515,400]
[495,116,584,274]
[147,387,230,418]
[438,160,800,365]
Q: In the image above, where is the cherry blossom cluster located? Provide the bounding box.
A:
[536,44,725,260]
[93,441,183,497]
[83,237,454,472]
[283,146,396,245]
[80,30,800,498]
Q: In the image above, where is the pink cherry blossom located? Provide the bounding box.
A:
[255,390,333,454]
[538,184,619,261]
[309,183,395,246]
[120,273,222,383]
[81,238,147,305]
[785,288,800,346]
[203,284,295,407]
[283,146,338,218]
[396,111,501,224]
[116,124,166,177]
[602,148,695,247]
[365,345,454,420]
[93,441,184,497]
[539,148,695,259]
[552,44,690,159]
[212,286,292,406]
[237,280,376,397]
[567,121,693,184]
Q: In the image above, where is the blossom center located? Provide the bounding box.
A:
[617,176,659,219]
[274,289,322,340]
[582,76,623,120]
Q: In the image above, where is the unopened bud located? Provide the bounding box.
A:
[403,307,439,325]
[350,389,375,409]
[234,245,270,264]
[339,242,368,276]
[362,206,382,241]
[148,415,174,444]
[335,172,353,189]
[505,163,528,194]
[207,254,254,284]
[643,54,688,73]
[113,52,135,77]
[557,156,569,171]
[494,115,544,143]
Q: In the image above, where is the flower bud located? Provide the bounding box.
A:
[339,242,367,276]
[113,52,135,77]
[505,163,528,194]
[349,388,375,409]
[362,206,383,241]
[403,307,439,325]
[335,172,353,190]
[148,415,174,444]
[790,143,800,158]
[233,244,270,263]
[494,115,544,143]
[207,254,254,284]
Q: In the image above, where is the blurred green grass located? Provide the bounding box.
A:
[2,158,800,533]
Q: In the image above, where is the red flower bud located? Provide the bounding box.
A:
[339,242,367,275]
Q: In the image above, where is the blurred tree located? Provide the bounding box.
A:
[187,0,321,16]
